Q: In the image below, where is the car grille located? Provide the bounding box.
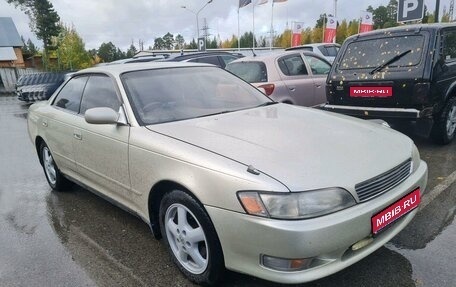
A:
[355,159,412,202]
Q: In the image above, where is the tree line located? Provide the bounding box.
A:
[8,0,451,71]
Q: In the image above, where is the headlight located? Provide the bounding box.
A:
[238,188,356,219]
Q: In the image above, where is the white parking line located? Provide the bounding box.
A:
[419,170,456,211]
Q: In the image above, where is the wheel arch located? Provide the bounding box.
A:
[148,180,204,239]
[35,136,45,165]
[443,82,456,104]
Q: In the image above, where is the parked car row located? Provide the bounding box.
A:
[16,72,66,102]
[322,23,456,144]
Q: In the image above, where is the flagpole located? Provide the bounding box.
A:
[270,1,274,50]
[252,2,255,50]
[290,21,294,47]
[358,15,361,34]
[322,15,326,42]
[238,8,241,51]
[333,0,337,43]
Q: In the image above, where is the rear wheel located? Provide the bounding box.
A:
[159,190,224,285]
[431,98,456,144]
[40,142,71,191]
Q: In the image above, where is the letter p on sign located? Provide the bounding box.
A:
[403,0,418,18]
[397,0,424,22]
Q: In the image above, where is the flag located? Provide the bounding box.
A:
[360,11,373,33]
[324,16,337,43]
[291,22,305,47]
[239,0,252,8]
[256,0,268,5]
[292,22,304,34]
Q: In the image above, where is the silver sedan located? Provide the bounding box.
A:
[27,62,428,285]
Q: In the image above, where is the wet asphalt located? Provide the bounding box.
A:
[0,96,454,287]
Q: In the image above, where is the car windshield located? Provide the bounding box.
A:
[121,66,271,125]
[225,61,268,83]
[339,35,424,70]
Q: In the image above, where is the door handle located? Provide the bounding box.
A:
[315,84,322,88]
[73,131,82,140]
[288,86,296,92]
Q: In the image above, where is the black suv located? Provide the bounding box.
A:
[322,24,456,144]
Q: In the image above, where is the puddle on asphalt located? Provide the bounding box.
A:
[387,183,456,287]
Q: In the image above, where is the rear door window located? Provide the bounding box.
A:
[277,54,308,76]
[339,35,425,70]
[326,45,339,57]
[226,61,268,83]
[305,55,331,75]
[442,30,456,62]
[53,76,88,113]
[317,46,329,56]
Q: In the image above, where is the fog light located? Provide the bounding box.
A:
[351,236,374,251]
[262,255,313,271]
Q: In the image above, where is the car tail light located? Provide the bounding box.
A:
[258,84,275,96]
[413,82,430,104]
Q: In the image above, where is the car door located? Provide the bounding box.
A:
[437,29,456,99]
[44,76,88,178]
[303,54,332,106]
[276,53,316,106]
[72,74,131,201]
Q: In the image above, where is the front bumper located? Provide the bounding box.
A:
[206,160,428,284]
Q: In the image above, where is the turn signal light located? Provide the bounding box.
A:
[238,192,268,216]
[258,84,275,96]
[262,255,314,271]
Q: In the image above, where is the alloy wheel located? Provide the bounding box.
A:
[446,103,456,137]
[43,146,57,186]
[164,203,209,274]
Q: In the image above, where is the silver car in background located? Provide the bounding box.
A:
[226,51,330,106]
[286,43,341,63]
[27,62,427,285]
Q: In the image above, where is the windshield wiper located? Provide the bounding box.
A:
[369,49,412,75]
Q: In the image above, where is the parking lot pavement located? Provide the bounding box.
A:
[0,96,454,287]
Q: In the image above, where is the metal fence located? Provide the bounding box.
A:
[0,68,39,94]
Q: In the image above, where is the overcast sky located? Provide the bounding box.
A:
[0,0,452,50]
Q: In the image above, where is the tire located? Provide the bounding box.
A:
[39,142,72,191]
[431,98,456,144]
[159,190,224,286]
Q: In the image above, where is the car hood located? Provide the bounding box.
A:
[147,104,413,192]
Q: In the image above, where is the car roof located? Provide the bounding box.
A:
[347,23,456,41]
[285,43,341,51]
[166,51,244,61]
[72,62,215,77]
[228,50,329,63]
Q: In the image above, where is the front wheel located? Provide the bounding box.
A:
[159,190,224,285]
[40,142,72,191]
[431,98,456,144]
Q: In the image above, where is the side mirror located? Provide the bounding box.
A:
[85,107,119,125]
